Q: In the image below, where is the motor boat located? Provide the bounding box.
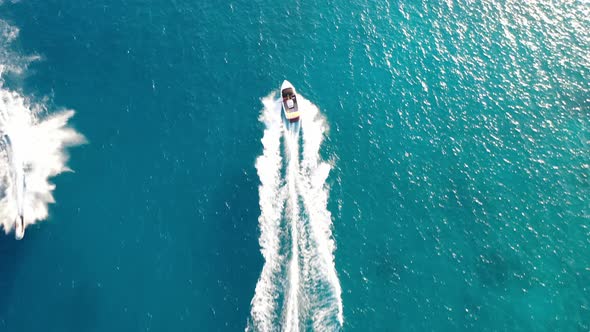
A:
[1,134,25,240]
[280,80,300,123]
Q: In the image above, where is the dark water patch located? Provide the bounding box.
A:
[373,249,401,287]
[475,249,527,290]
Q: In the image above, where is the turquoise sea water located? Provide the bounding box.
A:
[0,0,588,331]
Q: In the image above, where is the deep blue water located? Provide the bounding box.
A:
[0,0,589,331]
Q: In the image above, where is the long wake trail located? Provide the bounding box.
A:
[248,93,342,332]
[249,95,286,332]
[282,126,301,332]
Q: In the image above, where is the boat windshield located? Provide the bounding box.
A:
[282,88,294,99]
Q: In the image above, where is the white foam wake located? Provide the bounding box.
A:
[298,98,343,329]
[0,75,85,239]
[249,94,286,332]
[248,92,342,331]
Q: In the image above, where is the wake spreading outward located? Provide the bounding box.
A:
[247,91,343,331]
[0,70,84,240]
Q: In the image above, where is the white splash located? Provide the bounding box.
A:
[249,94,286,332]
[0,20,40,75]
[248,92,342,331]
[298,98,343,329]
[0,77,85,239]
